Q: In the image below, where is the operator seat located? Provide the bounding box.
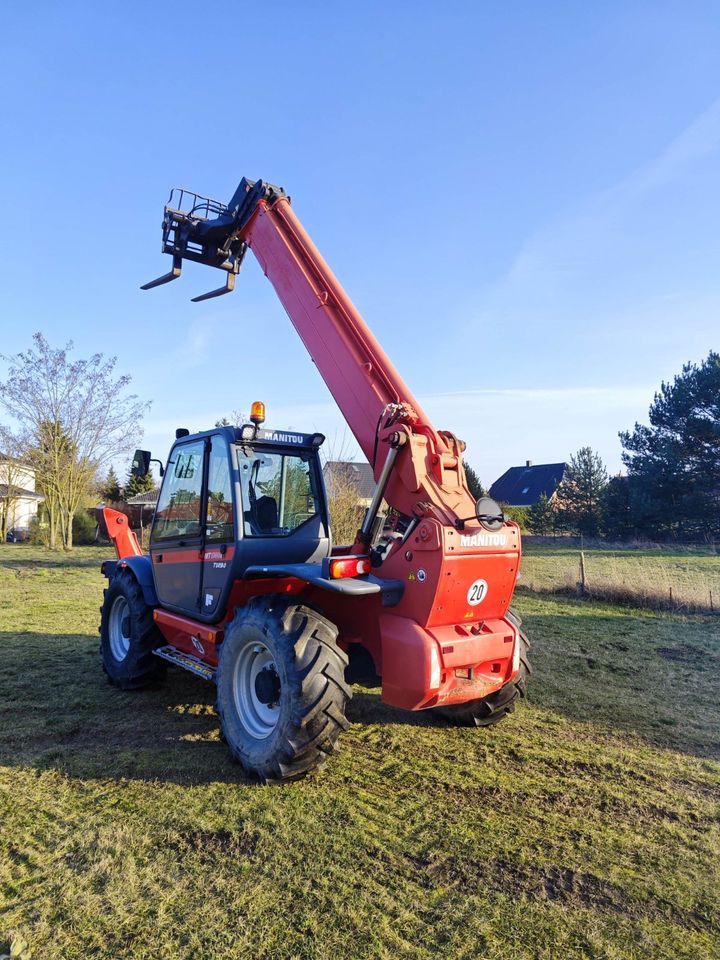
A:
[255,495,278,533]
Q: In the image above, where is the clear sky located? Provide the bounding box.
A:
[0,1,718,487]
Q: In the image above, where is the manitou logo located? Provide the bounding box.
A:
[459,532,508,548]
[266,432,303,444]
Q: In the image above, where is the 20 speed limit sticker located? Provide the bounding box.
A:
[467,579,488,606]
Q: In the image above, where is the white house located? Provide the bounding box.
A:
[0,455,44,535]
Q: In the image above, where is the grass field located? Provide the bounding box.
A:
[521,543,720,613]
[1,545,719,959]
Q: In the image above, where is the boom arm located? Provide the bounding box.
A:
[246,195,428,461]
[142,179,476,526]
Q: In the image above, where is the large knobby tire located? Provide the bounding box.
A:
[435,608,532,728]
[99,569,165,689]
[216,596,351,784]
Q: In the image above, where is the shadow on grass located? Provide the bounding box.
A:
[0,630,446,787]
[1,593,718,791]
[518,594,720,759]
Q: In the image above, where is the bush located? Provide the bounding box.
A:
[28,511,49,546]
[503,505,530,531]
[72,510,97,546]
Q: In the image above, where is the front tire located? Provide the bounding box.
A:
[435,618,531,728]
[216,596,351,783]
[99,569,164,689]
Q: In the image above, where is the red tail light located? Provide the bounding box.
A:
[329,556,371,579]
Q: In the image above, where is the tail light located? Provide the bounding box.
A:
[328,556,371,579]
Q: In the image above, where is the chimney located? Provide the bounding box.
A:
[526,460,532,467]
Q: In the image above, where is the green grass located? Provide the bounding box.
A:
[1,544,719,959]
[521,543,720,613]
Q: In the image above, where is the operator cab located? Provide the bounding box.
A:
[138,411,330,622]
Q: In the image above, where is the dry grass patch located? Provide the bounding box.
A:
[521,544,720,614]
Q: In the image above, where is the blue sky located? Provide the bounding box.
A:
[0,1,718,486]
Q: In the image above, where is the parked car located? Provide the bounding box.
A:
[6,527,30,543]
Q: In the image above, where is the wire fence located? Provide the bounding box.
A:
[519,547,720,615]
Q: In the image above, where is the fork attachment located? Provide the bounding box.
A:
[141,179,286,301]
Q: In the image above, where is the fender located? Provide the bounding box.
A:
[122,555,158,607]
[105,555,159,608]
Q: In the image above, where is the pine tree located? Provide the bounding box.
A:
[125,466,156,498]
[101,466,121,502]
[554,447,607,537]
[463,461,486,500]
[528,492,554,535]
[600,475,633,541]
[620,351,720,540]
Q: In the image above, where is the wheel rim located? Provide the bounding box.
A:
[232,641,281,740]
[109,596,131,661]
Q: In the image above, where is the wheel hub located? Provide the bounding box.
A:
[232,641,282,739]
[108,595,131,662]
[254,666,281,706]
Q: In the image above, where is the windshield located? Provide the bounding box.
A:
[237,447,321,537]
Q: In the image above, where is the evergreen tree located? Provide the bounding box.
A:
[528,492,554,535]
[125,465,156,498]
[620,351,720,540]
[463,461,486,500]
[101,466,121,502]
[554,447,607,536]
[600,475,633,541]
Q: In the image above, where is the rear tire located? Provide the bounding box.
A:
[435,619,531,728]
[216,596,351,784]
[99,569,164,689]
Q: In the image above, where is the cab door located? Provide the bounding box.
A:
[198,434,236,618]
[150,439,205,613]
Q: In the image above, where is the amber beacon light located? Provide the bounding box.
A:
[250,401,266,425]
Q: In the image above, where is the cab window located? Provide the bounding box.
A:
[206,436,235,542]
[153,440,204,540]
[237,447,320,537]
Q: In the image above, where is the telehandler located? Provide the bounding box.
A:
[100,178,530,782]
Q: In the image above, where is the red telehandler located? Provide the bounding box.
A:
[100,178,530,782]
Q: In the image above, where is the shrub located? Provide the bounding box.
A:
[72,510,97,546]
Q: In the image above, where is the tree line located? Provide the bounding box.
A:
[1,336,717,548]
[524,352,719,542]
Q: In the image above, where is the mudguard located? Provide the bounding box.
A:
[110,555,159,608]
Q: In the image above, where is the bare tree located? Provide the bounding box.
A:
[0,334,149,549]
[215,410,247,427]
[321,430,368,547]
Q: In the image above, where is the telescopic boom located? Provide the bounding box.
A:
[142,179,477,534]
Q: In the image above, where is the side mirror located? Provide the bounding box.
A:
[131,449,151,478]
[475,496,505,531]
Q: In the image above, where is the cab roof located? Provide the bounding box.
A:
[174,425,325,449]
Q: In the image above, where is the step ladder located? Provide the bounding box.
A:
[153,645,216,682]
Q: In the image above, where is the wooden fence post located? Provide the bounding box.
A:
[579,551,587,597]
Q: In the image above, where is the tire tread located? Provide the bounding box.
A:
[216,596,350,784]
